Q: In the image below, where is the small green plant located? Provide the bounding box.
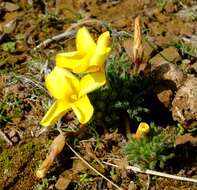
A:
[79,173,93,184]
[90,52,150,128]
[1,42,16,52]
[173,41,197,58]
[156,0,167,8]
[124,123,175,170]
[0,149,12,170]
[34,176,56,190]
[0,92,23,124]
[189,11,197,21]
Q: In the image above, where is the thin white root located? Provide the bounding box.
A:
[146,174,150,190]
[102,161,197,183]
[66,142,123,190]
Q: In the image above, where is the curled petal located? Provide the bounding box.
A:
[56,52,91,73]
[45,67,79,99]
[56,51,82,68]
[76,27,96,54]
[72,95,93,124]
[88,47,111,71]
[87,31,111,71]
[79,72,106,97]
[56,29,110,73]
[40,100,71,127]
[96,31,110,52]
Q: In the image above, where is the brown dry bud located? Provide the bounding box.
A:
[133,16,143,64]
[134,122,150,139]
[36,134,66,178]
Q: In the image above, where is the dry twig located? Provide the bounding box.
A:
[66,142,123,190]
[34,19,105,50]
[102,161,197,183]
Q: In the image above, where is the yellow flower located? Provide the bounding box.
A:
[55,27,111,74]
[40,66,106,127]
[135,122,150,139]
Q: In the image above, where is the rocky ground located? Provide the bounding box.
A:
[0,0,197,190]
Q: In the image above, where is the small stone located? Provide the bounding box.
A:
[166,20,182,36]
[148,47,186,90]
[180,24,194,36]
[189,62,197,74]
[72,159,89,174]
[11,136,19,144]
[149,47,181,65]
[128,181,137,190]
[154,86,173,108]
[55,176,71,190]
[111,174,121,183]
[150,61,186,90]
[151,21,166,35]
[179,59,190,72]
[8,130,16,138]
[164,1,177,13]
[4,2,20,12]
[172,76,197,128]
[182,59,191,65]
[3,19,17,34]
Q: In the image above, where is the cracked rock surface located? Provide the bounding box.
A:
[171,76,197,128]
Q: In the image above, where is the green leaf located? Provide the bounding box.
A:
[1,42,16,52]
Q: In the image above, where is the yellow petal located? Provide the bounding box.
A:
[56,51,82,67]
[76,27,96,54]
[79,72,106,97]
[56,52,93,73]
[40,100,71,127]
[72,95,93,124]
[96,31,110,52]
[45,66,79,99]
[88,31,111,70]
[88,47,111,71]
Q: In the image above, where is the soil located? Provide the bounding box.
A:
[0,0,197,190]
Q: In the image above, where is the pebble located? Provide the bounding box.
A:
[189,62,197,74]
[172,76,197,128]
[149,47,181,65]
[182,59,191,65]
[11,136,19,144]
[4,2,20,12]
[55,176,71,190]
[8,130,16,138]
[128,181,137,190]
